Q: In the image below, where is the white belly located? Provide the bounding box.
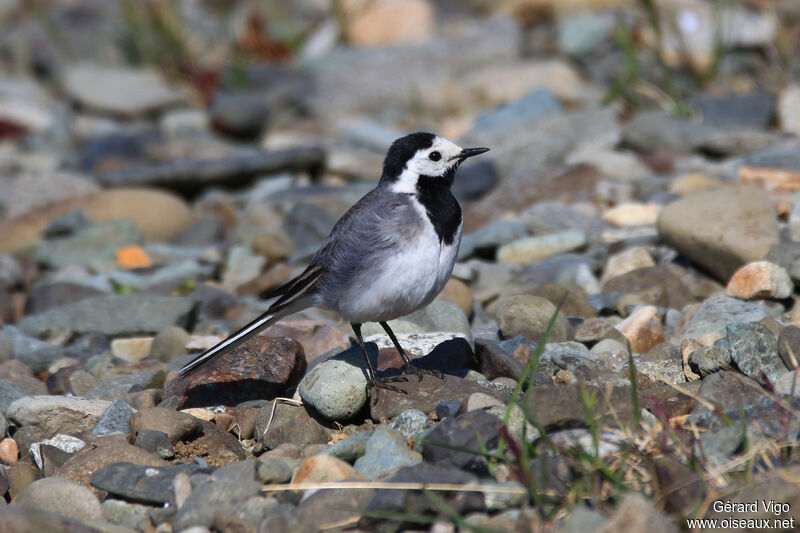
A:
[335,224,462,323]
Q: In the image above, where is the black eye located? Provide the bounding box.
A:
[429,151,441,161]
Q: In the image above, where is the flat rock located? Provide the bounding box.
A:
[62,63,185,115]
[34,219,142,270]
[370,374,507,421]
[525,384,637,429]
[602,266,693,311]
[693,371,766,413]
[657,186,779,281]
[164,336,305,409]
[91,461,207,505]
[20,294,194,338]
[7,395,111,434]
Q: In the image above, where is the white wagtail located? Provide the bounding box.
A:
[179,132,489,396]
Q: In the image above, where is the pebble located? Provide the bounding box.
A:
[6,395,111,434]
[725,261,793,299]
[298,348,369,422]
[389,409,430,439]
[765,242,800,282]
[92,399,136,436]
[602,203,661,227]
[0,436,17,465]
[496,230,587,265]
[129,408,204,444]
[614,306,664,353]
[254,402,330,450]
[34,219,142,270]
[16,477,105,523]
[292,455,362,483]
[494,294,570,343]
[62,63,185,115]
[601,247,655,284]
[354,427,422,479]
[421,410,501,469]
[134,429,174,459]
[657,186,780,281]
[726,322,784,385]
[778,84,800,137]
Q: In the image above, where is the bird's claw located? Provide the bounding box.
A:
[399,363,446,382]
[366,374,408,404]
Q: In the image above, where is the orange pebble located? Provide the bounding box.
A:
[116,245,153,269]
[0,437,18,465]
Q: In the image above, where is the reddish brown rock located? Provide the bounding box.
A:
[262,318,349,362]
[164,336,306,409]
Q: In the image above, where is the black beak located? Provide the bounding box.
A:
[459,147,490,160]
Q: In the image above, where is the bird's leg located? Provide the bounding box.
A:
[379,321,445,382]
[351,323,407,403]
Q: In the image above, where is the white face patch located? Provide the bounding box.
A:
[389,136,464,194]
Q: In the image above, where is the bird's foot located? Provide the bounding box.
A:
[366,374,408,404]
[399,363,446,382]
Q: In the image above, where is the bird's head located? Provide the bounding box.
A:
[380,132,489,194]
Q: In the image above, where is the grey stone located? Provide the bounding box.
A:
[92,399,136,436]
[256,456,294,484]
[173,477,262,530]
[62,63,186,115]
[0,411,7,437]
[0,253,21,289]
[422,409,501,469]
[2,325,71,374]
[657,186,779,281]
[0,379,26,416]
[16,477,104,523]
[298,344,373,421]
[681,296,771,345]
[0,333,12,364]
[19,295,195,338]
[461,107,619,181]
[34,220,142,270]
[389,409,430,439]
[558,11,615,56]
[29,434,86,470]
[209,91,270,141]
[693,92,776,129]
[148,326,190,362]
[778,325,800,370]
[134,429,174,459]
[308,16,520,116]
[320,430,374,463]
[6,395,111,434]
[726,322,785,385]
[459,220,529,260]
[90,462,207,505]
[766,242,800,282]
[471,89,562,132]
[736,145,800,175]
[495,295,570,343]
[354,427,422,479]
[435,401,462,419]
[102,499,154,530]
[520,201,611,245]
[623,111,712,153]
[451,160,500,202]
[690,345,732,376]
[697,425,747,467]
